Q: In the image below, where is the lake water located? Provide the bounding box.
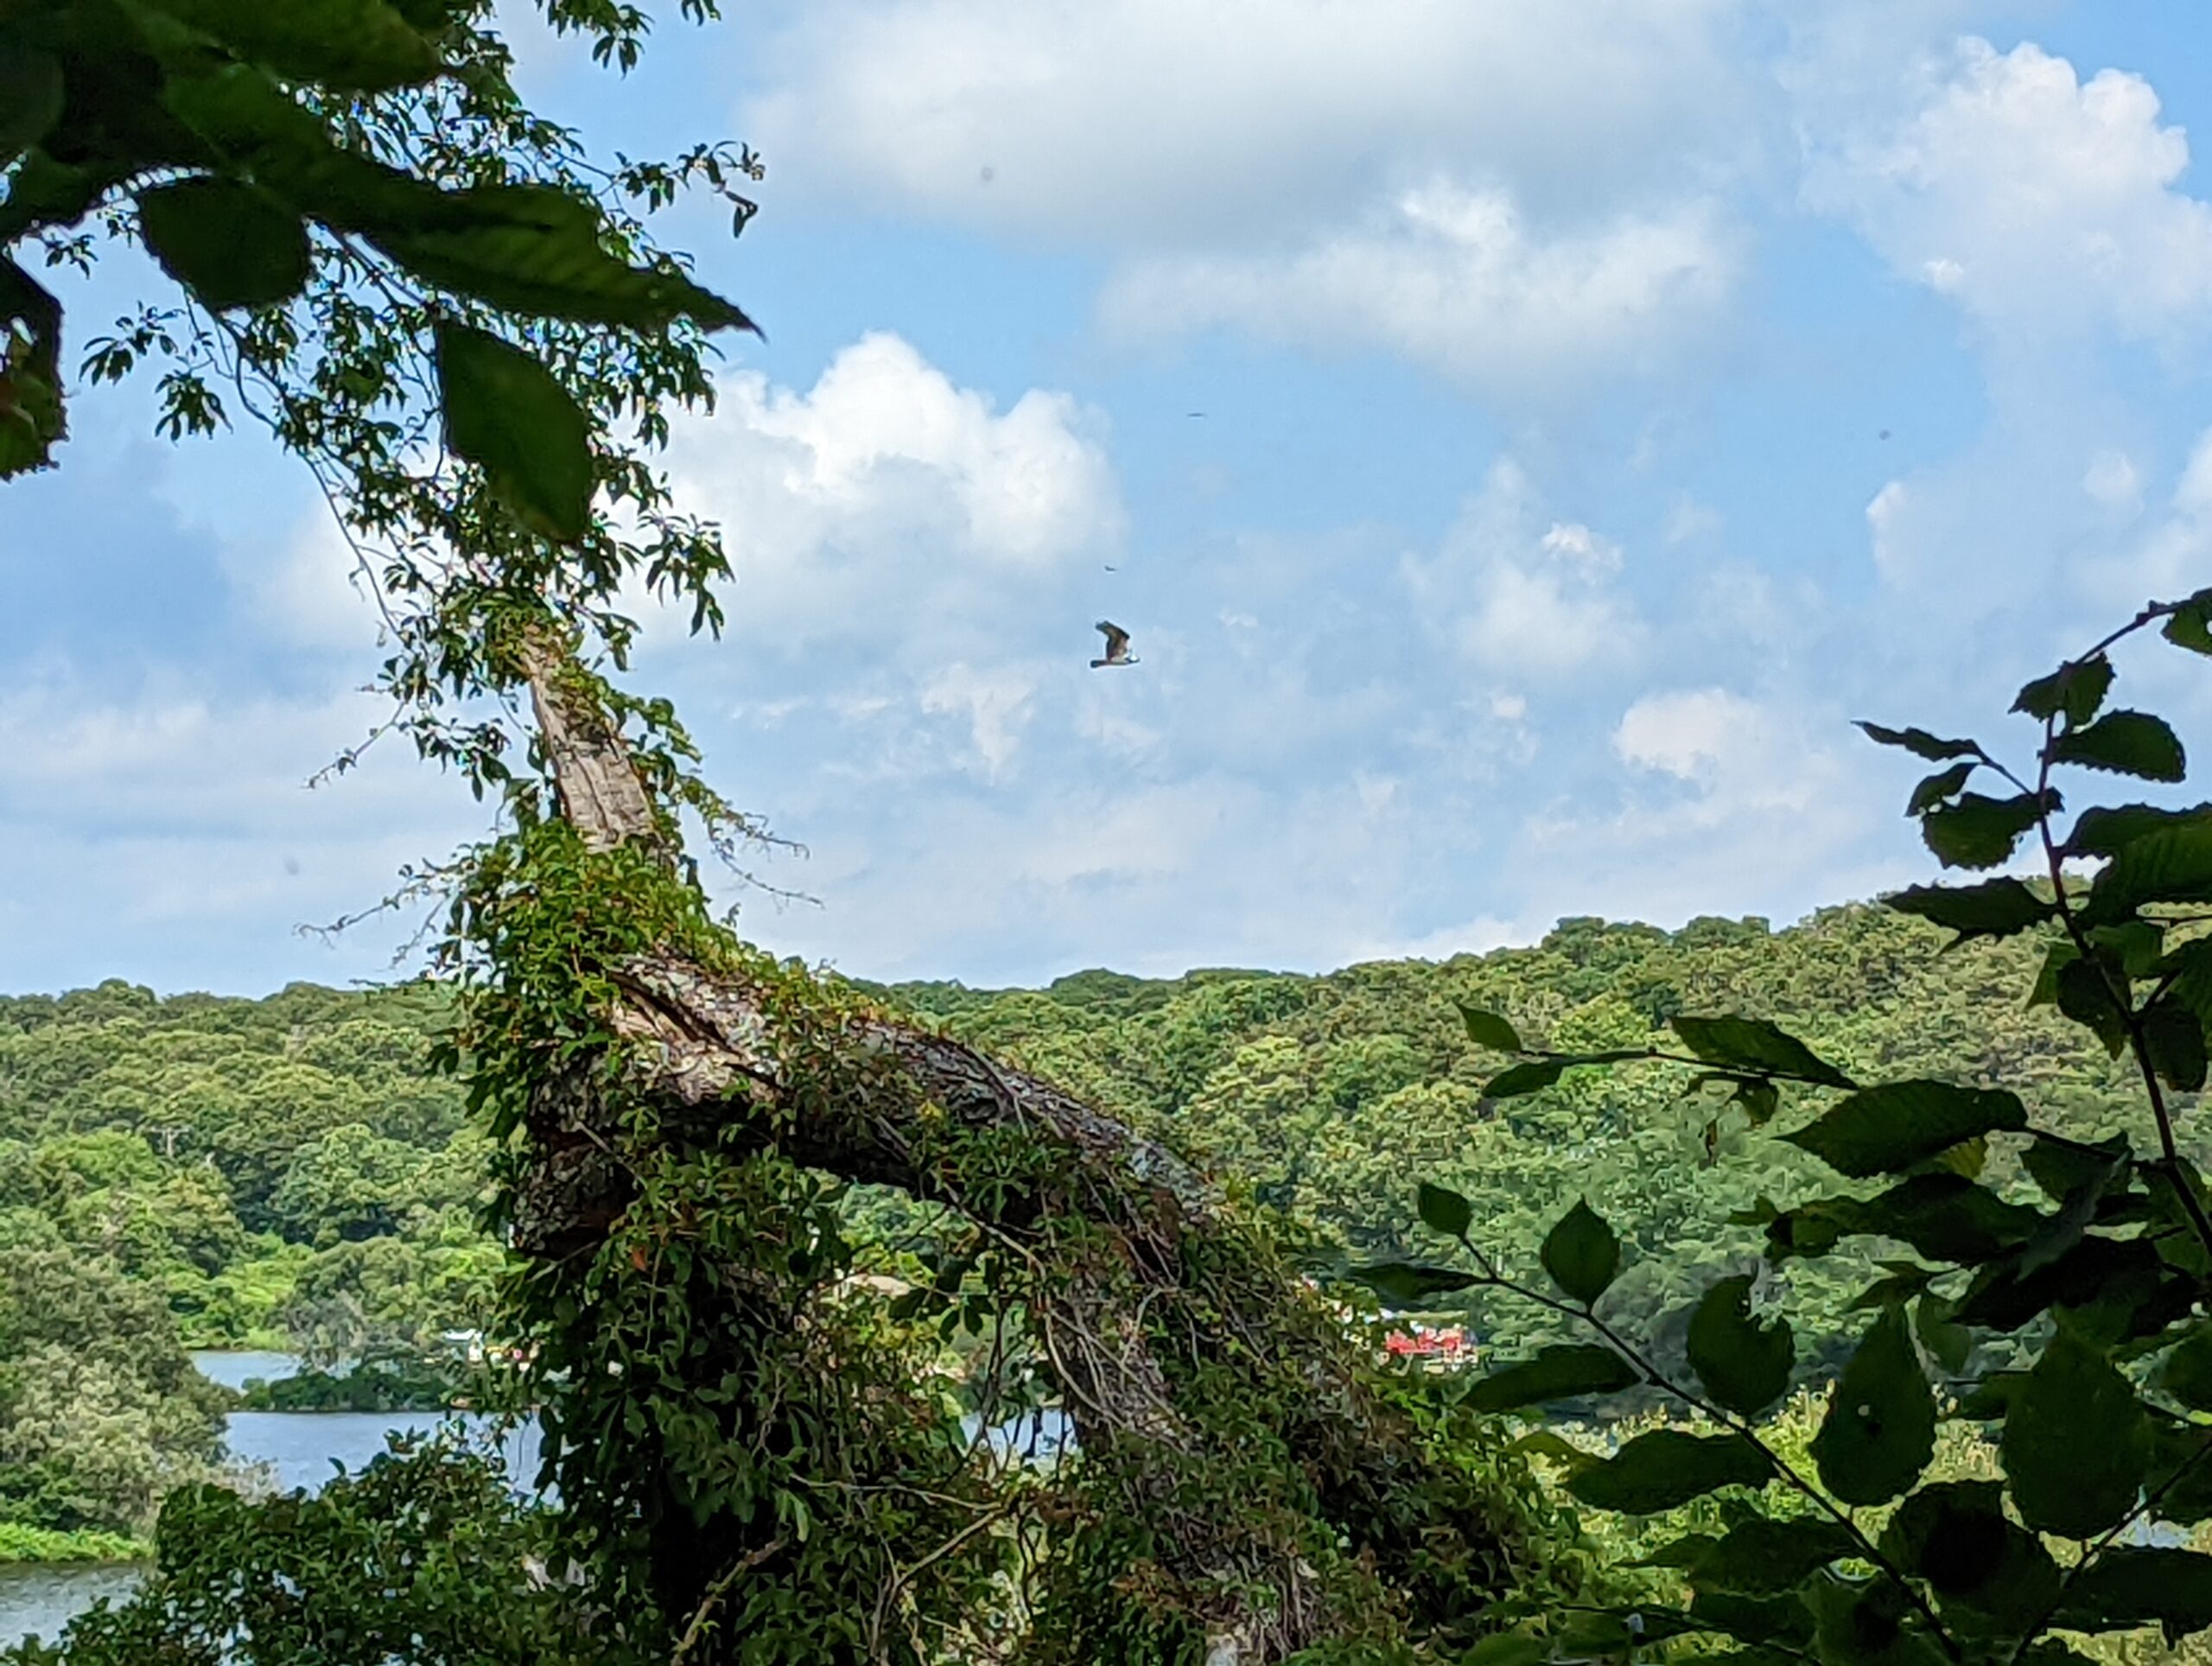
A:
[0,1352,543,1650]
[0,1355,1065,1650]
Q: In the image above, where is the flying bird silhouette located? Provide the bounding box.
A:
[1090,620,1137,668]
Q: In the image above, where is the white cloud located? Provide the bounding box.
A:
[1806,38,2212,340]
[664,332,1122,658]
[1404,461,1644,682]
[1101,183,1738,394]
[1615,688,1763,780]
[2083,450,2144,513]
[0,676,480,989]
[748,0,1757,245]
[918,661,1041,777]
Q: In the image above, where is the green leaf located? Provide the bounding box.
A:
[1784,1081,2027,1179]
[1884,878,2054,944]
[372,185,756,333]
[2083,816,2212,926]
[1670,1015,1854,1089]
[1914,1291,1971,1374]
[1733,1077,1782,1126]
[2015,654,2114,728]
[1879,1481,2059,1629]
[1566,1429,1772,1514]
[1922,792,2052,870]
[0,46,63,165]
[138,0,443,91]
[2002,1328,2146,1539]
[1462,1345,1639,1412]
[2055,1548,2212,1643]
[1457,1004,1522,1053]
[1858,722,1981,761]
[2166,591,2212,657]
[1688,1589,1817,1650]
[2145,996,2209,1092]
[1416,1180,1473,1241]
[136,178,311,312]
[1346,1261,1478,1309]
[2068,804,2212,858]
[1809,1305,1936,1506]
[2160,1326,2212,1413]
[1688,1517,1859,1596]
[1481,1059,1564,1098]
[1770,1173,2039,1265]
[434,321,594,543]
[2055,954,2131,1057]
[2050,710,2187,782]
[1459,1633,1548,1666]
[1685,1275,1793,1415]
[1541,1201,1620,1304]
[1907,760,1976,815]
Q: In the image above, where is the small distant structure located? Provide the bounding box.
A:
[1382,1322,1475,1370]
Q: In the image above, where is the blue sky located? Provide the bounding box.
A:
[9,0,2212,994]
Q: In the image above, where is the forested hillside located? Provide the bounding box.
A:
[0,900,2163,1384]
[0,981,496,1357]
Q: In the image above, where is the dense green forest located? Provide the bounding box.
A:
[0,896,2172,1555]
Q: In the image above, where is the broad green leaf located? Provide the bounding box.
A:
[434,321,594,543]
[137,178,311,312]
[2050,709,2187,782]
[1921,792,2052,870]
[139,0,442,91]
[1956,1234,2171,1335]
[2028,940,2079,1008]
[1685,1275,1793,1415]
[1784,1081,2027,1179]
[1462,1345,1638,1412]
[2161,1327,2212,1413]
[2084,816,2212,926]
[2167,1327,2212,1407]
[1857,721,1981,761]
[1907,760,1975,815]
[1482,1059,1564,1098]
[0,46,63,165]
[1459,1633,1548,1666]
[1688,1517,1859,1596]
[2055,1548,2212,1643]
[1884,878,2053,944]
[2145,996,2209,1092]
[1415,1180,1473,1241]
[1345,1261,1478,1309]
[1808,1305,1936,1506]
[1687,1589,1817,1649]
[1879,1481,2059,1630]
[2166,592,2212,656]
[1566,1429,1771,1514]
[2055,954,2132,1057]
[2068,804,2212,858]
[1670,1015,1854,1089]
[2021,1134,2133,1204]
[1632,1534,1723,1570]
[1457,1004,1522,1053]
[1770,1173,2039,1265]
[373,185,756,333]
[1541,1200,1620,1304]
[2015,654,2114,728]
[1733,1077,1782,1126]
[164,67,753,334]
[1914,1291,1971,1374]
[2016,1148,2130,1277]
[2002,1328,2146,1539]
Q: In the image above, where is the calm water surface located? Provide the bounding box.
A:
[0,1352,540,1650]
[1,1356,1059,1650]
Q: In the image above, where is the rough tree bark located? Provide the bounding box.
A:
[510,646,1534,1662]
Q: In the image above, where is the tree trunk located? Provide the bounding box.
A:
[508,645,1541,1662]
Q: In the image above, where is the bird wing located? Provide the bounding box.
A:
[1096,620,1129,655]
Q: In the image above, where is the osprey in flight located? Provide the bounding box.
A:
[1090,620,1137,668]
